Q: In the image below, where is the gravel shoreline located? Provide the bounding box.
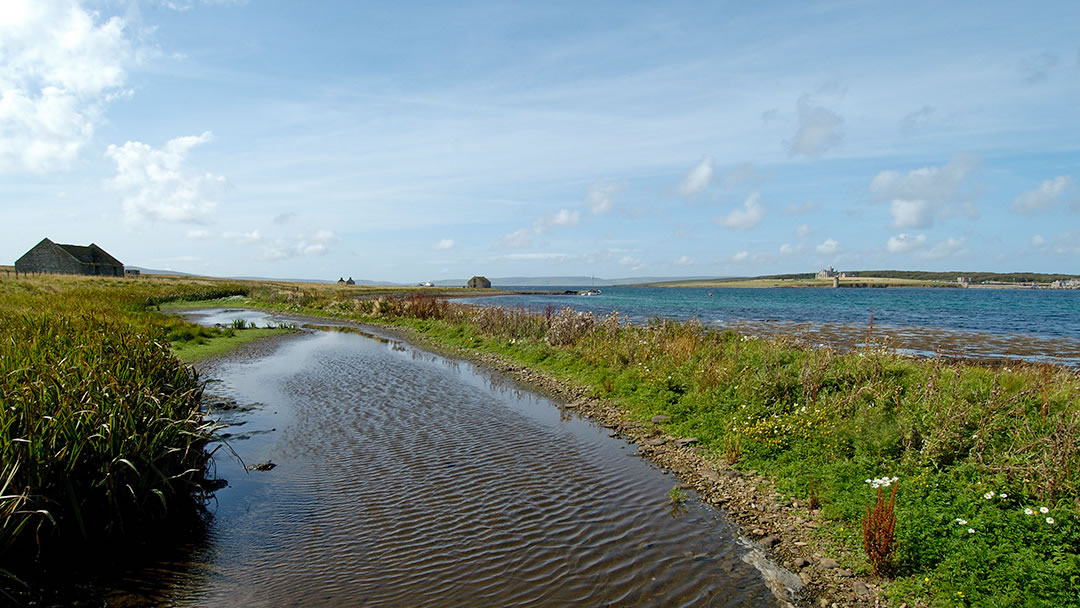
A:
[191,315,885,608]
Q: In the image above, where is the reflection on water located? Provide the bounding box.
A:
[106,326,778,607]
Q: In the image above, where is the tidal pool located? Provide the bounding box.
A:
[107,321,782,606]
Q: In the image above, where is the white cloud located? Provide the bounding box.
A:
[787,95,844,158]
[889,199,932,229]
[716,192,766,230]
[618,256,642,271]
[186,229,210,240]
[533,208,580,233]
[1011,176,1072,214]
[0,0,134,173]
[733,251,750,262]
[106,131,226,225]
[794,223,810,237]
[1032,234,1045,247]
[434,238,455,250]
[586,181,621,214]
[674,255,693,266]
[260,230,337,261]
[920,237,967,260]
[871,155,979,228]
[678,156,714,196]
[886,233,927,253]
[871,155,977,201]
[816,238,841,255]
[779,243,793,254]
[222,229,260,244]
[499,228,533,249]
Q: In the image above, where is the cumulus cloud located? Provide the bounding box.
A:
[678,156,714,196]
[816,239,841,255]
[260,230,337,261]
[787,95,844,158]
[732,251,750,262]
[889,199,933,229]
[794,223,811,238]
[106,132,226,225]
[716,192,766,230]
[1011,176,1073,214]
[533,208,580,233]
[586,181,621,214]
[674,255,693,266]
[0,0,135,173]
[778,243,793,255]
[870,155,979,228]
[434,238,455,250]
[886,233,927,254]
[619,256,642,271]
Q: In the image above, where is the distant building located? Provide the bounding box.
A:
[125,268,141,276]
[1050,279,1080,289]
[337,277,356,286]
[337,277,346,285]
[15,238,124,277]
[467,275,492,288]
[816,267,839,280]
[957,276,971,288]
[840,271,858,278]
[346,277,356,285]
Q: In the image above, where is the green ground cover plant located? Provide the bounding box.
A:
[236,287,1080,607]
[0,275,251,569]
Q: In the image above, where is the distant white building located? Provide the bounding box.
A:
[816,267,839,279]
[957,277,971,287]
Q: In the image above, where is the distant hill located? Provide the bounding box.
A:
[740,270,1080,284]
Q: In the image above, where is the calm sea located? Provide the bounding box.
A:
[460,287,1080,366]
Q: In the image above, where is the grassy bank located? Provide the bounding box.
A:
[234,286,1080,607]
[0,275,255,569]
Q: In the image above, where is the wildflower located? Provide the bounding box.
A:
[1000,493,1008,499]
[968,528,975,534]
[1047,517,1055,524]
[983,491,995,500]
[1025,508,1034,515]
[955,518,967,525]
[1040,507,1050,514]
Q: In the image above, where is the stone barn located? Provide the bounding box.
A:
[15,238,124,277]
[466,275,491,288]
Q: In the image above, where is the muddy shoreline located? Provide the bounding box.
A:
[191,315,882,608]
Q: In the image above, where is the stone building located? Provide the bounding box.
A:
[15,238,124,277]
[467,276,491,288]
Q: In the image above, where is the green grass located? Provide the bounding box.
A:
[170,327,293,362]
[0,275,253,565]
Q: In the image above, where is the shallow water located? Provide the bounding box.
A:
[107,323,780,606]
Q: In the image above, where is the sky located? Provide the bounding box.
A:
[2,0,1078,282]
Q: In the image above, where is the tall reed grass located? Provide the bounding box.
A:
[0,275,249,560]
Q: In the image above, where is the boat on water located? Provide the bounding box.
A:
[578,288,602,296]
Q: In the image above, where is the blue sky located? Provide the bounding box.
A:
[2,0,1078,282]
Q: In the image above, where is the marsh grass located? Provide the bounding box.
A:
[0,275,250,566]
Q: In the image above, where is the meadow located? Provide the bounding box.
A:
[2,275,1078,606]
